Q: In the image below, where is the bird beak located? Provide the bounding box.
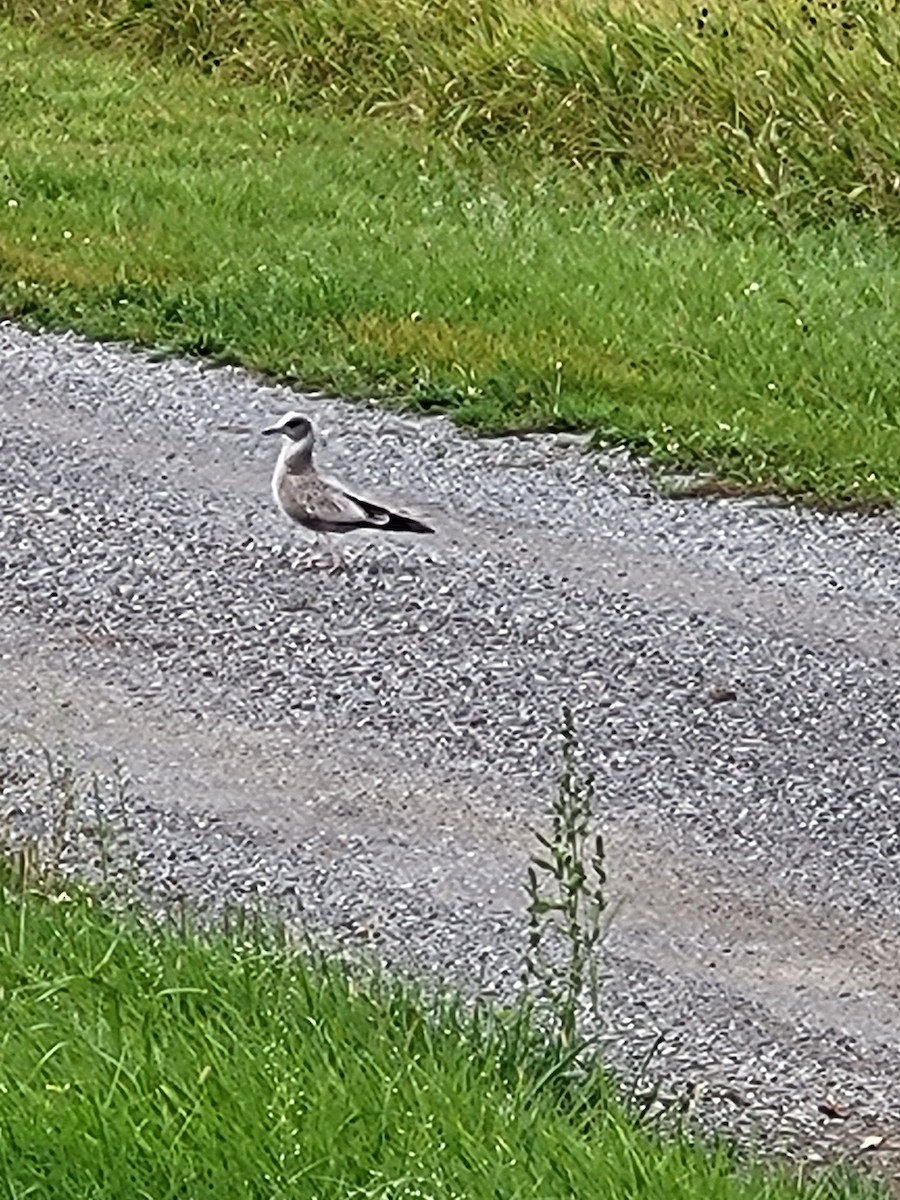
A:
[261,425,282,436]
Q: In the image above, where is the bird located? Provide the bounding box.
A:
[261,412,434,572]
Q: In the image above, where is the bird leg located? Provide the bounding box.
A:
[294,533,347,574]
[295,533,329,572]
[324,534,348,575]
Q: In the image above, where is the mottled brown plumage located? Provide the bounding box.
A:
[262,412,433,570]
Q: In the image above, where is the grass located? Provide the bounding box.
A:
[0,850,882,1199]
[2,15,900,501]
[6,0,900,227]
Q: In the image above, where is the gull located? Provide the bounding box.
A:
[262,412,434,571]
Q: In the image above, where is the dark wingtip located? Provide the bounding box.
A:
[342,488,434,534]
[389,514,434,534]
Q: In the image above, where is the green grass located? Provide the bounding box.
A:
[7,0,900,227]
[0,857,881,1199]
[2,21,900,500]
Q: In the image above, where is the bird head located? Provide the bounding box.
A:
[262,412,315,455]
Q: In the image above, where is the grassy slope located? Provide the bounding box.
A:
[2,21,900,500]
[0,864,880,1199]
[8,0,900,226]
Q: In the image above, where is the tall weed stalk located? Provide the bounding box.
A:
[525,707,607,1049]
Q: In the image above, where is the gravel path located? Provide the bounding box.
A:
[2,322,900,1177]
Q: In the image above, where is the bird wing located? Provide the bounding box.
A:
[336,488,396,526]
[278,472,388,531]
[334,486,433,533]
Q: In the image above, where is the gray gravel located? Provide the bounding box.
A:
[2,321,900,1176]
